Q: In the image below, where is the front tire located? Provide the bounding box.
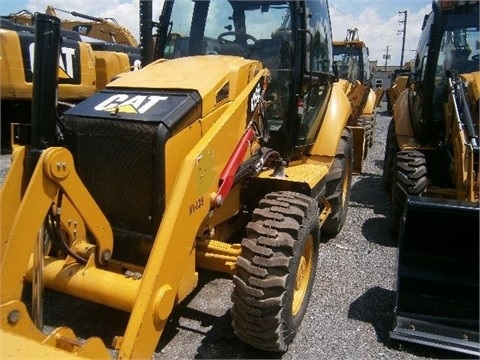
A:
[231,191,320,352]
[357,116,374,158]
[390,150,428,236]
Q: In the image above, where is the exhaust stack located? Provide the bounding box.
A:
[27,13,60,173]
[139,0,154,65]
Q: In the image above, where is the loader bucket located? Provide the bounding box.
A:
[390,196,480,356]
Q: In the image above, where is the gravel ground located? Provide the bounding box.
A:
[0,101,473,359]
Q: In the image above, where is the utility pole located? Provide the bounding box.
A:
[398,10,407,68]
[383,45,391,71]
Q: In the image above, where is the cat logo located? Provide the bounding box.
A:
[28,42,77,80]
[94,94,167,114]
[74,25,90,36]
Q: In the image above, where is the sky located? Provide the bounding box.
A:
[0,0,433,67]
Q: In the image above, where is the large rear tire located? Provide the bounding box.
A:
[390,150,428,236]
[322,128,353,235]
[231,191,320,352]
[382,119,399,192]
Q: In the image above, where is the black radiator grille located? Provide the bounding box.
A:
[65,116,159,236]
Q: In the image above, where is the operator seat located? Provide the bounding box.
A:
[218,42,249,57]
[451,47,478,73]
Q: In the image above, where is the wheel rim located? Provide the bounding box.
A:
[292,234,314,315]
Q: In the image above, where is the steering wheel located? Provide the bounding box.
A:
[217,31,258,45]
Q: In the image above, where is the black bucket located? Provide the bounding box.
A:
[391,196,479,356]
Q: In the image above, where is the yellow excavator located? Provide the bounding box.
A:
[0,6,141,153]
[0,1,363,358]
[3,5,138,46]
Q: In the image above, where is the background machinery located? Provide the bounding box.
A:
[2,5,139,46]
[0,1,363,358]
[373,80,385,108]
[333,28,377,173]
[0,6,141,153]
[382,0,479,356]
[385,68,411,115]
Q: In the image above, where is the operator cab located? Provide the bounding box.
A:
[333,42,371,85]
[155,0,335,161]
[409,0,479,143]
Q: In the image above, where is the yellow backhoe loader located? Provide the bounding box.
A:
[333,28,377,173]
[0,1,362,358]
[383,0,479,356]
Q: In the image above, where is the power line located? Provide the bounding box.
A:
[329,2,387,41]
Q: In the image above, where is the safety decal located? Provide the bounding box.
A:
[189,196,205,215]
[247,76,267,119]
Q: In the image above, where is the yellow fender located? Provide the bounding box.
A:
[392,90,418,150]
[310,83,352,158]
[362,88,377,116]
